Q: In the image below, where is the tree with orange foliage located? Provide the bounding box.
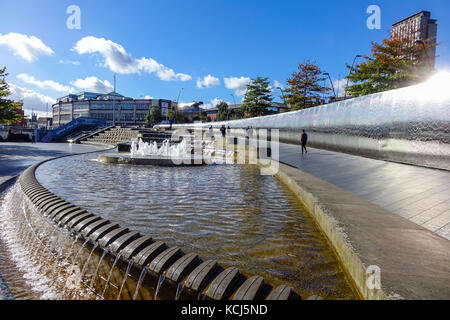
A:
[346,34,437,97]
[284,59,330,110]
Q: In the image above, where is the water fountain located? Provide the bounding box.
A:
[98,136,235,166]
[0,161,320,300]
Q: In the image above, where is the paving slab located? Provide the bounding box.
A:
[0,142,109,185]
[263,160,450,300]
[275,142,450,240]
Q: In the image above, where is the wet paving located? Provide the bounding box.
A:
[277,142,450,240]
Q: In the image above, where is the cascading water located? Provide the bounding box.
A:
[117,260,133,300]
[175,283,184,300]
[132,267,148,300]
[0,183,107,300]
[154,275,165,300]
[0,184,67,299]
[102,254,121,298]
[131,138,189,158]
[130,138,235,162]
[90,248,108,289]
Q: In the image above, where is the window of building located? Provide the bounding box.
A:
[73,104,89,110]
[120,113,134,121]
[136,104,150,110]
[91,104,113,110]
[60,105,72,112]
[119,104,134,110]
[136,113,146,121]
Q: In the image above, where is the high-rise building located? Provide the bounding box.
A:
[391,11,437,67]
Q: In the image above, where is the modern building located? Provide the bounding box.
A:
[37,117,53,129]
[52,91,173,127]
[204,102,290,122]
[391,11,437,67]
[177,102,203,122]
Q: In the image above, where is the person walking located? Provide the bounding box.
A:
[209,125,214,139]
[300,130,308,155]
[220,125,226,137]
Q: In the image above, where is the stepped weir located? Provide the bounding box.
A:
[11,160,306,300]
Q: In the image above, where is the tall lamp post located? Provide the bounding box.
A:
[230,94,237,120]
[174,88,184,123]
[277,87,287,105]
[344,55,363,100]
[112,73,116,126]
[229,93,237,107]
[323,73,336,101]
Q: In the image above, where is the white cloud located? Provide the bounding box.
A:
[17,73,74,93]
[178,101,196,109]
[274,80,285,90]
[23,108,50,118]
[59,59,80,65]
[202,97,232,109]
[0,32,53,62]
[201,103,213,109]
[144,95,153,99]
[72,36,191,82]
[70,76,114,93]
[224,76,251,96]
[8,83,55,112]
[196,74,220,89]
[334,78,350,97]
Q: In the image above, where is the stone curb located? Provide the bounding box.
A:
[260,159,450,300]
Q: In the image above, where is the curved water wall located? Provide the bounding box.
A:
[175,74,450,170]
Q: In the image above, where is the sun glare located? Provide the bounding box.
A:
[419,71,450,101]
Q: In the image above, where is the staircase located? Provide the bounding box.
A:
[82,126,140,145]
[40,117,107,143]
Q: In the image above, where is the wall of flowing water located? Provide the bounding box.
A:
[174,74,450,170]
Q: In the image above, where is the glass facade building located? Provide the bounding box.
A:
[52,91,173,127]
[391,11,437,68]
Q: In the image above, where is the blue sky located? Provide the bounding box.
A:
[1,0,449,116]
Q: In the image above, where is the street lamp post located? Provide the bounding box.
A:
[230,93,237,119]
[323,73,336,101]
[277,87,287,105]
[344,55,363,100]
[230,93,237,107]
[176,88,184,105]
[112,73,116,126]
[173,88,184,123]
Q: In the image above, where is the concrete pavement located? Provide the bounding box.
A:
[276,142,450,240]
[262,160,450,300]
[0,142,109,185]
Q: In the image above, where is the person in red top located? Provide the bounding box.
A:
[300,130,308,155]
